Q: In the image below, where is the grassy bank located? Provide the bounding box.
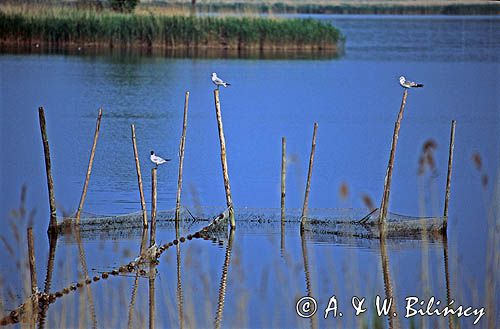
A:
[0,5,342,52]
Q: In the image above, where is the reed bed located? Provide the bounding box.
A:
[0,5,342,51]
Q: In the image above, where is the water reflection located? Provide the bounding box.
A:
[379,229,400,329]
[215,228,234,329]
[300,225,317,329]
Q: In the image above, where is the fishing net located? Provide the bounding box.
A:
[56,206,445,241]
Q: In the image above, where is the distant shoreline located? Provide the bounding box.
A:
[144,2,499,16]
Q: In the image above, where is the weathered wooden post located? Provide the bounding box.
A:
[175,92,190,222]
[213,89,235,228]
[27,228,37,295]
[38,107,57,233]
[150,168,157,247]
[379,89,408,223]
[281,137,286,223]
[131,124,148,228]
[76,108,103,222]
[443,120,456,225]
[301,123,318,224]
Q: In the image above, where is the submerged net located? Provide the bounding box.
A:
[56,206,445,241]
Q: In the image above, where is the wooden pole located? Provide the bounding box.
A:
[175,92,190,222]
[443,120,456,224]
[38,107,57,232]
[379,89,408,223]
[76,108,103,222]
[27,228,37,295]
[150,168,157,247]
[131,124,148,228]
[213,89,235,228]
[301,122,318,224]
[281,137,286,223]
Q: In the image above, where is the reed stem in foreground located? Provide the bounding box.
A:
[281,137,286,223]
[131,124,148,228]
[443,120,456,224]
[301,122,318,224]
[213,89,235,228]
[38,107,57,232]
[76,108,102,222]
[175,91,190,222]
[150,168,157,247]
[379,89,408,223]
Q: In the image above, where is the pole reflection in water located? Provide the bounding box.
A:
[149,262,156,329]
[379,230,400,329]
[176,226,184,329]
[215,228,235,329]
[128,228,149,329]
[442,234,455,329]
[75,227,97,329]
[300,226,317,329]
[38,233,57,329]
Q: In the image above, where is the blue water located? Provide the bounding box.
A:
[1,15,499,328]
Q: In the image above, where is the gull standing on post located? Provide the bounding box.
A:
[150,151,170,168]
[399,76,424,89]
[211,72,230,89]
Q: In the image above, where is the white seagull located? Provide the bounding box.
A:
[150,151,170,168]
[399,76,424,89]
[211,72,230,89]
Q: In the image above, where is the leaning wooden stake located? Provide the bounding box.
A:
[379,89,408,223]
[38,107,57,232]
[213,89,235,228]
[27,228,37,295]
[131,124,148,228]
[150,168,157,247]
[443,120,456,225]
[301,123,318,224]
[281,137,286,223]
[175,92,190,222]
[76,108,103,222]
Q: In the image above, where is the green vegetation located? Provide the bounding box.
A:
[0,5,342,52]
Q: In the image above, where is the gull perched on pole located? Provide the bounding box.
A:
[150,151,170,168]
[211,72,230,89]
[399,76,424,89]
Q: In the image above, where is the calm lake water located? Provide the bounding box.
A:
[1,15,499,328]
